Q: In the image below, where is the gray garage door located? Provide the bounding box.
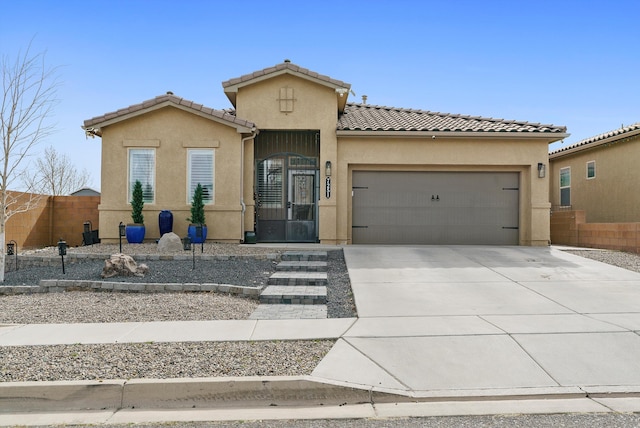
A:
[352,171,519,245]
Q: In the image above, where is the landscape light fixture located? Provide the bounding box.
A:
[83,221,94,246]
[6,240,18,271]
[57,239,67,274]
[537,162,546,178]
[182,235,191,251]
[119,222,126,253]
[196,224,204,254]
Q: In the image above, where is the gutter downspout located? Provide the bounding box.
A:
[240,128,258,242]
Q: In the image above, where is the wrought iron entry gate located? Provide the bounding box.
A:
[255,131,319,242]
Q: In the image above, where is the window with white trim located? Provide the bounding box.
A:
[586,160,596,179]
[129,148,155,203]
[560,167,571,206]
[187,149,214,204]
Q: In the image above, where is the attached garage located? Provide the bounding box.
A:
[352,171,520,245]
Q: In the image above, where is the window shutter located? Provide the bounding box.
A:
[189,150,214,204]
[129,149,155,203]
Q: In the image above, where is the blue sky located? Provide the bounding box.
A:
[2,0,638,191]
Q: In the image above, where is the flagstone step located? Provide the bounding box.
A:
[249,304,327,319]
[268,272,328,286]
[275,261,327,272]
[259,285,327,305]
[281,251,327,262]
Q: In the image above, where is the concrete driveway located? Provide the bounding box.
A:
[312,246,640,397]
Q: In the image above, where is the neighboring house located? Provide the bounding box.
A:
[83,60,567,246]
[70,187,101,197]
[549,123,640,222]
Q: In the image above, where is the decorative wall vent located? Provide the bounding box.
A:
[278,87,295,112]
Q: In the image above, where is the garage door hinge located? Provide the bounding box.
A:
[502,226,519,230]
[502,187,519,191]
[352,225,369,229]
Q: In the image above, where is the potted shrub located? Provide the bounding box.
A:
[126,180,146,243]
[187,183,207,243]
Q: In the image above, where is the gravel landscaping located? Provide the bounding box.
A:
[0,341,335,382]
[0,244,352,382]
[0,244,357,321]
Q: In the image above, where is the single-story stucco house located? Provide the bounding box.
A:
[549,122,640,222]
[83,60,567,246]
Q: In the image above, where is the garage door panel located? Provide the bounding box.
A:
[352,171,519,245]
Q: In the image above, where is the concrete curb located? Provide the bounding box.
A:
[3,376,640,414]
[0,377,374,413]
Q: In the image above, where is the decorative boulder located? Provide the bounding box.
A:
[157,232,183,252]
[101,254,148,278]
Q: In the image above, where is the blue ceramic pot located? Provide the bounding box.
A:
[126,224,145,243]
[188,224,207,244]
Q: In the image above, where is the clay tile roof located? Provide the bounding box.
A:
[83,93,255,131]
[337,103,567,134]
[222,60,350,89]
[549,122,640,155]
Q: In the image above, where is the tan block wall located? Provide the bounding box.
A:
[5,192,100,249]
[550,209,640,254]
[51,196,101,247]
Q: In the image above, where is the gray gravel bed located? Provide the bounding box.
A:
[3,258,277,286]
[0,292,259,324]
[0,340,334,382]
[562,249,640,273]
[70,413,640,428]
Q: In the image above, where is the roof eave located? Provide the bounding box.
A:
[83,101,255,136]
[550,128,640,159]
[223,69,351,98]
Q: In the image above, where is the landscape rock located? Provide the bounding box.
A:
[101,254,149,278]
[157,232,183,253]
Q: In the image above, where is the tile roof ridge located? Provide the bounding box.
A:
[84,93,255,129]
[345,102,554,128]
[550,122,640,154]
[222,60,350,89]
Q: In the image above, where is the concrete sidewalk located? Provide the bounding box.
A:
[0,318,355,345]
[3,245,640,425]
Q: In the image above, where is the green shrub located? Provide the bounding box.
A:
[131,180,144,224]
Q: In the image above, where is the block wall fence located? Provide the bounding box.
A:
[5,192,100,250]
[550,210,640,254]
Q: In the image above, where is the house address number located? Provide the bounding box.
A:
[325,177,331,199]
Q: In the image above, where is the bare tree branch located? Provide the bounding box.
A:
[1,40,60,281]
[22,145,90,195]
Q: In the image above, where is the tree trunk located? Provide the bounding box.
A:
[0,230,6,282]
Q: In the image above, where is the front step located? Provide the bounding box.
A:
[259,285,327,305]
[249,304,327,319]
[281,251,327,262]
[268,272,328,286]
[276,261,327,272]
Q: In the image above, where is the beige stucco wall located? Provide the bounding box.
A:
[98,107,248,243]
[95,70,558,247]
[549,136,640,222]
[336,136,552,245]
[233,73,340,242]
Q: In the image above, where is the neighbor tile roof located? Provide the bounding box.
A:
[83,93,255,130]
[222,60,350,89]
[549,122,640,155]
[338,103,567,134]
